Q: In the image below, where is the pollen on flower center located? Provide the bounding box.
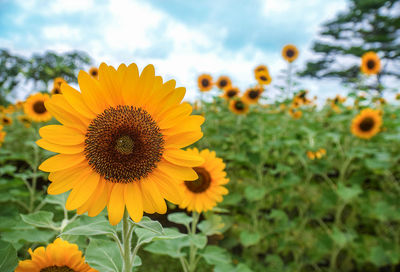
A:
[219,79,227,87]
[40,266,75,272]
[359,117,374,132]
[33,101,46,114]
[84,105,164,183]
[367,60,375,69]
[235,101,245,110]
[184,167,211,193]
[201,79,210,87]
[249,90,259,99]
[286,49,294,57]
[227,90,236,97]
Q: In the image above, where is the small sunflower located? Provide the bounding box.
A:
[53,77,66,88]
[229,98,249,115]
[306,151,315,160]
[15,238,97,272]
[351,108,382,139]
[51,86,62,95]
[361,51,381,75]
[89,67,99,78]
[3,104,15,114]
[255,71,272,85]
[15,100,24,109]
[254,65,268,75]
[198,74,213,92]
[242,88,261,104]
[289,108,302,119]
[37,62,205,225]
[18,115,32,128]
[180,148,229,213]
[216,76,231,90]
[24,93,52,122]
[0,115,12,126]
[282,44,299,62]
[222,87,240,100]
[0,125,6,146]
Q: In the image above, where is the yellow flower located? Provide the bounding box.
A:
[222,87,240,100]
[0,115,12,126]
[351,108,382,139]
[396,93,400,100]
[306,151,315,160]
[3,104,15,114]
[15,238,97,272]
[180,148,229,213]
[319,148,327,155]
[361,51,381,75]
[198,74,213,92]
[216,76,232,90]
[289,108,302,119]
[24,93,52,122]
[242,87,262,104]
[89,67,99,79]
[229,98,249,115]
[53,77,66,88]
[18,115,32,128]
[282,44,299,62]
[255,71,272,85]
[51,86,62,95]
[0,125,6,146]
[36,62,205,225]
[315,151,322,159]
[254,65,268,75]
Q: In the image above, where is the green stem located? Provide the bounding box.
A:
[287,62,292,98]
[188,212,200,272]
[122,210,132,272]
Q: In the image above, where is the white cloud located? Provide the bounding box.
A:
[42,25,81,40]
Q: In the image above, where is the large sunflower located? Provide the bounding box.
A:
[216,76,231,90]
[15,238,97,272]
[222,86,240,100]
[242,87,262,104]
[282,44,299,62]
[179,148,228,213]
[351,108,382,139]
[229,98,249,115]
[37,62,205,225]
[89,67,99,79]
[24,93,52,122]
[255,71,272,85]
[197,74,213,92]
[361,51,381,75]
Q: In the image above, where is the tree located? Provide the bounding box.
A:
[299,0,400,92]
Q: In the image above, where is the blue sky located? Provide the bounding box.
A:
[0,0,348,101]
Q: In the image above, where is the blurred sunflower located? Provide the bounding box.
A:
[361,51,381,75]
[53,77,66,88]
[15,238,97,272]
[3,104,15,114]
[289,108,302,119]
[0,126,6,146]
[229,98,249,115]
[37,62,205,225]
[24,93,52,122]
[351,108,382,139]
[198,74,213,92]
[282,44,299,62]
[89,67,99,78]
[254,64,268,75]
[15,100,24,109]
[255,71,272,85]
[396,93,400,100]
[222,87,240,100]
[51,86,62,95]
[180,148,229,213]
[242,88,261,104]
[216,76,231,90]
[18,115,32,128]
[0,115,12,126]
[306,151,315,160]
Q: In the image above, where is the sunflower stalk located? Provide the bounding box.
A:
[186,211,200,272]
[122,209,133,272]
[287,62,293,98]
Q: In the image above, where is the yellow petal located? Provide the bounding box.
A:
[61,84,96,119]
[151,170,183,204]
[36,139,84,154]
[39,125,85,145]
[39,154,86,172]
[157,160,198,181]
[124,182,143,222]
[65,171,100,210]
[135,64,155,105]
[162,115,205,135]
[158,103,192,129]
[164,131,203,148]
[45,99,88,133]
[107,183,125,225]
[98,64,122,107]
[76,179,105,215]
[163,149,204,167]
[140,179,166,214]
[121,63,140,105]
[88,178,112,217]
[78,70,107,114]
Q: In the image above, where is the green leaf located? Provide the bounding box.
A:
[244,185,267,201]
[62,216,117,236]
[331,227,355,248]
[189,234,207,249]
[369,246,391,266]
[198,214,225,236]
[20,211,56,229]
[0,241,18,272]
[44,192,68,207]
[240,231,261,247]
[336,183,362,202]
[168,212,193,227]
[144,238,188,258]
[85,238,123,272]
[135,227,186,245]
[134,216,163,235]
[201,245,231,266]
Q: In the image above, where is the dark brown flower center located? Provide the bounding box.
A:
[201,78,210,87]
[256,67,266,72]
[91,70,98,76]
[219,79,227,88]
[3,117,10,124]
[248,90,259,99]
[259,75,267,81]
[85,106,164,183]
[184,167,211,193]
[227,89,237,98]
[33,101,47,114]
[286,49,295,58]
[41,266,75,272]
[234,101,245,110]
[359,117,375,132]
[367,60,375,69]
[53,87,61,94]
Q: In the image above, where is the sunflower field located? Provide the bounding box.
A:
[1,1,400,272]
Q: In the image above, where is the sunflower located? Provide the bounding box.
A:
[222,87,240,100]
[306,151,315,160]
[396,93,400,100]
[89,67,99,78]
[51,86,62,95]
[361,51,381,75]
[0,126,6,146]
[216,76,231,90]
[15,238,97,272]
[24,93,52,122]
[198,74,213,92]
[179,148,228,213]
[282,44,299,62]
[351,108,382,139]
[3,104,15,114]
[54,77,66,88]
[229,98,249,115]
[289,108,302,119]
[15,100,24,109]
[0,115,12,126]
[18,115,32,128]
[36,62,205,225]
[255,71,272,85]
[254,64,268,75]
[242,88,261,104]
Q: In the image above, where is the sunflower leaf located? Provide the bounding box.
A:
[0,241,18,272]
[20,211,57,230]
[62,215,117,236]
[168,212,193,227]
[134,216,163,235]
[201,245,231,266]
[85,238,123,272]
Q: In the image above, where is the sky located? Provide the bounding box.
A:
[0,0,349,102]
